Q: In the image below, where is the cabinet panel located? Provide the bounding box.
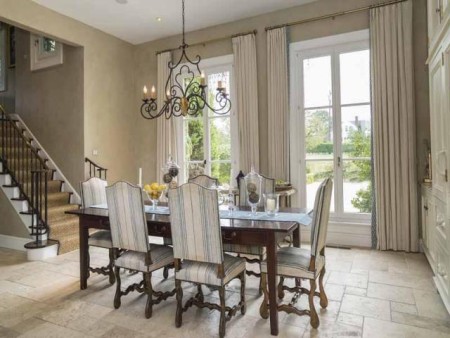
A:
[429,0,442,42]
[436,235,449,298]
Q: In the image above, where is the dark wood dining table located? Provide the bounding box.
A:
[67,206,310,336]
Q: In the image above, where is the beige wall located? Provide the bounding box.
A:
[14,28,84,187]
[134,0,430,183]
[0,24,16,114]
[0,0,138,184]
[0,188,30,238]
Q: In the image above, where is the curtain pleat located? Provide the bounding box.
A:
[267,27,289,181]
[371,0,418,252]
[232,34,259,173]
[156,52,177,181]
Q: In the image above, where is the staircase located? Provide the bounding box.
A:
[0,106,81,255]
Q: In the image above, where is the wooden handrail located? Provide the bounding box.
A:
[85,157,108,180]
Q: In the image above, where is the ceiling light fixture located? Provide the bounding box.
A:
[140,0,231,120]
[115,0,128,4]
[156,17,162,22]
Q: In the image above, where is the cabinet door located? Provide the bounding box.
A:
[430,53,447,196]
[429,198,437,262]
[422,194,429,248]
[442,0,449,20]
[429,0,442,42]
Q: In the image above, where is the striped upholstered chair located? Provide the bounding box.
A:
[106,182,175,318]
[169,183,246,338]
[259,178,333,329]
[222,175,275,293]
[80,177,115,284]
[188,174,219,188]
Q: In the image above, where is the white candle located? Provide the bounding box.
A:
[200,71,206,85]
[138,168,142,188]
[150,85,156,99]
[267,198,276,212]
[143,86,148,100]
[218,80,223,89]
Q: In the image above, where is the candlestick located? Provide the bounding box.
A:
[138,168,142,188]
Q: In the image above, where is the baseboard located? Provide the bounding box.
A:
[0,234,31,251]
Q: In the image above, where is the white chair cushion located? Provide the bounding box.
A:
[222,243,265,256]
[88,230,113,248]
[115,244,174,273]
[260,247,325,279]
[176,254,245,286]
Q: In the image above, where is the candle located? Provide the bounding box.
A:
[218,80,223,89]
[143,85,148,100]
[166,89,171,99]
[138,168,142,188]
[267,198,276,212]
[200,71,206,85]
[150,85,156,99]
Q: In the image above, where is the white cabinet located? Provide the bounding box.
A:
[423,11,450,314]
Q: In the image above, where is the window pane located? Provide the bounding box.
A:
[210,117,231,161]
[341,105,371,159]
[305,108,333,160]
[208,71,230,116]
[211,162,231,186]
[343,160,372,213]
[186,162,206,181]
[340,50,370,105]
[303,56,332,108]
[184,119,204,161]
[306,161,334,212]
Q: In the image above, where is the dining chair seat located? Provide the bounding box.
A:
[88,230,113,248]
[261,247,325,279]
[223,244,265,256]
[115,244,173,272]
[177,254,245,287]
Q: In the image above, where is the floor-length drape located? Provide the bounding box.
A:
[371,0,418,252]
[232,34,259,173]
[267,27,289,181]
[156,52,177,181]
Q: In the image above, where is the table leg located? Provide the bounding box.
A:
[293,224,300,248]
[79,217,89,290]
[266,232,279,336]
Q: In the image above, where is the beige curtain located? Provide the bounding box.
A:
[267,27,289,181]
[156,52,177,181]
[232,34,259,173]
[371,0,418,252]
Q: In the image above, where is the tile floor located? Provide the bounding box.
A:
[0,246,449,338]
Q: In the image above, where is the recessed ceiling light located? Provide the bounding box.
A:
[115,0,128,4]
[156,17,162,22]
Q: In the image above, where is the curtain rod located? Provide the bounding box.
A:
[265,0,409,31]
[156,29,257,55]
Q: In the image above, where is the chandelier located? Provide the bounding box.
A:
[140,0,231,120]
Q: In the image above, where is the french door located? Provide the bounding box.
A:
[290,32,372,221]
[177,55,237,186]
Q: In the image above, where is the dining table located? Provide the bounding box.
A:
[66,205,311,336]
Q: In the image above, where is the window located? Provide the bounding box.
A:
[290,30,371,222]
[176,55,238,186]
[30,34,63,71]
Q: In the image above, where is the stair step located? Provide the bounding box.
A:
[21,180,63,194]
[57,233,80,254]
[49,217,79,239]
[47,204,79,222]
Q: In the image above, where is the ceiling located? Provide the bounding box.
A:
[32,0,318,45]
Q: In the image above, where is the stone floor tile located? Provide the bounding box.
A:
[413,289,450,321]
[367,282,415,304]
[390,301,418,315]
[340,294,390,321]
[336,312,364,328]
[363,317,450,338]
[344,286,367,297]
[391,311,450,335]
[326,271,368,288]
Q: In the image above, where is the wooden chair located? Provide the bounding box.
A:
[259,178,333,329]
[223,175,275,293]
[168,183,246,338]
[80,177,115,284]
[188,174,219,188]
[106,181,176,318]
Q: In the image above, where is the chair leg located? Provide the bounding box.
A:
[144,272,153,318]
[309,279,319,329]
[240,271,246,315]
[163,266,169,279]
[113,266,121,309]
[196,284,204,302]
[259,272,269,319]
[319,267,328,309]
[87,248,91,278]
[175,279,183,328]
[258,254,264,296]
[277,276,285,300]
[219,286,226,338]
[108,248,115,285]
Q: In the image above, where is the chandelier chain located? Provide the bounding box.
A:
[182,0,185,46]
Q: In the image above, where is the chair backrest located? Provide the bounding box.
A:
[239,174,275,207]
[168,183,223,265]
[310,178,333,257]
[80,177,107,208]
[106,181,150,253]
[188,174,219,189]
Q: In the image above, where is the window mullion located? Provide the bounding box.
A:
[332,49,343,216]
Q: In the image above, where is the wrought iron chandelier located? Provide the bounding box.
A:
[140,0,231,120]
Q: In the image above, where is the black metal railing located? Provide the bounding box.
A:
[0,105,50,247]
[85,157,107,180]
